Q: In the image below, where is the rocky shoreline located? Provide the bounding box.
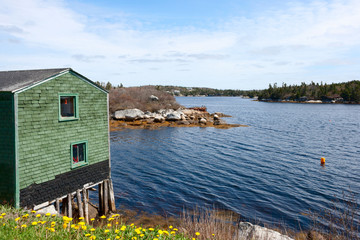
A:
[110,107,248,131]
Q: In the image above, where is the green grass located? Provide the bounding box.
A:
[0,205,195,240]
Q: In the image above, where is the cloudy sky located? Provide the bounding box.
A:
[1,0,360,89]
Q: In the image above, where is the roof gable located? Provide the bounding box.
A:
[0,68,107,94]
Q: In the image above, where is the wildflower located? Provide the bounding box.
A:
[63,223,68,229]
[100,215,106,219]
[115,229,119,233]
[52,214,57,217]
[158,230,163,235]
[50,228,55,232]
[45,213,51,216]
[82,225,87,230]
[116,221,119,225]
[130,223,134,226]
[153,239,159,240]
[40,221,46,224]
[104,229,110,233]
[0,216,3,219]
[90,236,96,240]
[169,225,173,229]
[78,221,86,226]
[148,227,154,231]
[107,239,111,240]
[171,231,175,235]
[36,214,41,218]
[90,228,96,232]
[21,224,27,228]
[1,213,5,216]
[115,237,120,239]
[140,234,144,237]
[196,232,200,236]
[85,234,91,237]
[212,233,215,236]
[132,237,137,240]
[31,222,38,226]
[15,217,20,221]
[121,225,126,231]
[22,214,29,218]
[90,218,95,221]
[71,224,76,229]
[79,217,84,220]
[14,226,18,229]
[51,221,56,226]
[31,210,36,213]
[173,228,178,231]
[107,223,111,227]
[107,217,114,221]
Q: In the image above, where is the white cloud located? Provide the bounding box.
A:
[0,0,360,89]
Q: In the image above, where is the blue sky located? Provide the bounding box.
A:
[1,0,360,89]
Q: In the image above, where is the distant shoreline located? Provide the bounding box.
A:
[257,100,360,104]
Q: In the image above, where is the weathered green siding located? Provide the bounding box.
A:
[0,92,16,205]
[17,72,109,190]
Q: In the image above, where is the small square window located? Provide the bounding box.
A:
[71,141,88,168]
[59,94,79,121]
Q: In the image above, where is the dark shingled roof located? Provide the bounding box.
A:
[0,68,70,92]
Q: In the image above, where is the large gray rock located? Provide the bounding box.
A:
[238,222,294,240]
[150,95,159,101]
[114,109,145,120]
[166,111,183,121]
[154,115,165,123]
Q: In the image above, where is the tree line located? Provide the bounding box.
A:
[257,80,360,103]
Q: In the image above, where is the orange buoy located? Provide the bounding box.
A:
[320,157,325,165]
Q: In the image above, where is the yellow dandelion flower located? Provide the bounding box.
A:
[0,213,5,216]
[90,236,96,240]
[22,214,29,218]
[140,234,144,237]
[104,229,110,233]
[107,223,111,227]
[31,210,36,213]
[107,217,114,221]
[82,226,87,230]
[153,239,159,240]
[15,217,20,221]
[51,221,56,226]
[115,229,119,233]
[31,222,38,226]
[115,237,120,239]
[90,218,95,221]
[85,233,91,237]
[78,222,86,226]
[52,214,57,217]
[196,232,200,236]
[70,224,76,228]
[45,213,51,216]
[121,225,126,231]
[163,230,169,235]
[100,215,106,219]
[63,223,68,229]
[173,228,178,231]
[50,228,55,232]
[90,228,96,232]
[116,221,119,225]
[21,224,27,228]
[107,239,111,240]
[41,221,46,224]
[158,230,163,234]
[148,228,154,231]
[132,237,137,240]
[79,217,84,220]
[171,231,175,235]
[169,225,173,229]
[14,226,18,229]
[0,216,3,219]
[130,223,134,226]
[36,214,41,218]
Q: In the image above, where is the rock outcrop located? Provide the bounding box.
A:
[238,222,294,240]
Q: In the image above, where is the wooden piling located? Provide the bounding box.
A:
[98,182,104,215]
[76,189,84,218]
[56,198,60,214]
[104,179,109,214]
[108,179,116,212]
[67,194,72,218]
[83,187,89,224]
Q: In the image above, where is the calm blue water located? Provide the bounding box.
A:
[110,97,360,229]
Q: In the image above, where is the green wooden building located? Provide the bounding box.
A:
[0,68,114,216]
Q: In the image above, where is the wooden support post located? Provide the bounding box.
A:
[108,179,116,212]
[77,189,84,218]
[56,198,60,214]
[98,182,103,215]
[103,179,109,214]
[67,194,72,218]
[83,188,89,224]
[62,199,67,215]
